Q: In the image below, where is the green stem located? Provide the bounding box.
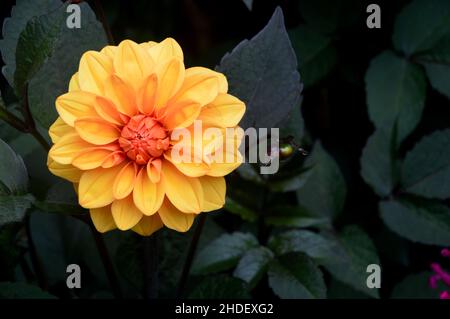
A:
[143,234,159,299]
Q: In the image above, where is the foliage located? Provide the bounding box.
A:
[0,0,449,300]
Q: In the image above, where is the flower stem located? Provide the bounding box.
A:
[177,214,207,298]
[93,0,114,45]
[89,222,123,299]
[143,234,158,299]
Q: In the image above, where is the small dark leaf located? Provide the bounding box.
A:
[365,51,426,143]
[34,180,84,215]
[360,127,400,197]
[233,246,274,289]
[296,141,346,220]
[265,205,330,229]
[391,272,445,299]
[401,128,450,199]
[217,7,302,130]
[268,253,326,299]
[393,0,450,56]
[0,138,28,195]
[192,232,258,274]
[380,198,450,246]
[224,197,258,222]
[0,194,34,227]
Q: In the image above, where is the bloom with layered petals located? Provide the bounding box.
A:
[47,38,245,236]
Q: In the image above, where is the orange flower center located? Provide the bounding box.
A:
[119,115,170,165]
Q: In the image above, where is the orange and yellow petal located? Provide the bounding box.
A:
[197,94,245,128]
[48,117,75,143]
[133,167,164,216]
[132,214,163,236]
[90,205,116,233]
[47,157,82,183]
[199,176,225,212]
[78,50,113,95]
[113,161,137,199]
[75,117,120,145]
[158,198,195,232]
[56,91,98,126]
[103,75,138,117]
[145,37,183,65]
[111,195,143,230]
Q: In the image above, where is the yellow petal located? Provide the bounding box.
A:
[94,96,126,126]
[137,73,158,114]
[132,214,163,236]
[72,148,118,170]
[199,176,225,212]
[78,164,125,208]
[47,157,82,183]
[133,167,164,216]
[169,71,219,107]
[154,58,185,109]
[185,67,227,93]
[198,94,245,128]
[48,117,75,143]
[101,151,126,168]
[100,45,117,59]
[69,73,80,92]
[55,91,98,126]
[161,162,203,213]
[114,39,154,90]
[161,100,201,130]
[158,199,195,232]
[146,38,183,64]
[113,162,137,199]
[90,205,116,233]
[103,75,138,116]
[164,152,209,177]
[147,159,162,183]
[78,51,113,95]
[49,132,92,165]
[111,195,143,230]
[75,117,120,145]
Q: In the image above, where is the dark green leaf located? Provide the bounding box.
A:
[268,253,326,299]
[0,194,34,226]
[401,128,450,199]
[0,0,61,87]
[28,2,107,128]
[192,232,258,274]
[391,272,444,299]
[224,197,258,222]
[322,226,380,298]
[265,205,330,229]
[289,26,336,87]
[189,275,251,299]
[296,141,346,219]
[34,180,85,215]
[0,282,55,299]
[279,102,305,145]
[365,51,426,143]
[327,279,370,299]
[360,127,400,197]
[268,165,313,193]
[423,62,450,99]
[393,0,450,56]
[217,7,301,129]
[14,4,64,95]
[233,246,273,289]
[380,199,450,246]
[242,0,253,11]
[0,138,28,195]
[268,230,338,260]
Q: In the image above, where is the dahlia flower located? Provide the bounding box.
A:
[47,38,245,235]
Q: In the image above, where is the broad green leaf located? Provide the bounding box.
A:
[189,275,251,299]
[418,35,450,64]
[0,282,55,299]
[224,197,258,222]
[423,63,450,99]
[242,0,253,11]
[0,138,28,195]
[0,194,34,226]
[380,199,450,246]
[289,26,336,87]
[268,253,326,299]
[298,0,361,35]
[296,141,346,219]
[28,2,107,128]
[268,165,313,193]
[34,180,85,215]
[233,246,274,289]
[0,0,61,87]
[30,211,115,288]
[14,4,64,95]
[268,230,338,260]
[265,205,330,229]
[365,51,426,143]
[192,232,258,274]
[401,129,450,199]
[393,0,450,56]
[279,102,305,145]
[322,226,380,298]
[391,272,445,299]
[217,7,301,130]
[360,127,400,197]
